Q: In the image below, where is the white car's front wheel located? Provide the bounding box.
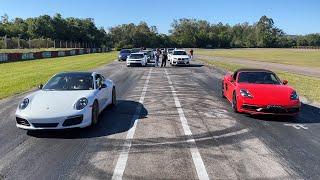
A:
[111,87,117,106]
[91,101,99,126]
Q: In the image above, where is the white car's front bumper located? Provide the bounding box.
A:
[15,107,92,130]
[127,60,144,66]
[172,59,190,65]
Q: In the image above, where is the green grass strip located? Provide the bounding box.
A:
[0,51,117,99]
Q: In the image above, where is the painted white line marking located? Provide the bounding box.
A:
[165,69,209,180]
[284,123,308,130]
[112,68,152,180]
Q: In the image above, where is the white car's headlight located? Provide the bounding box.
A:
[240,89,253,98]
[19,98,29,110]
[75,97,88,110]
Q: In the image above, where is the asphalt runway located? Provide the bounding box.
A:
[1,60,320,179]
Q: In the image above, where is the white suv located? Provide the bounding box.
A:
[127,53,147,67]
[170,50,190,66]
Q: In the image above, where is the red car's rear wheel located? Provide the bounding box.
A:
[221,81,226,98]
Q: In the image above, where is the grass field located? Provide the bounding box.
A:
[0,48,78,53]
[196,48,320,68]
[199,58,320,103]
[0,51,117,99]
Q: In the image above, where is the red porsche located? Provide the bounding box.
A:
[222,69,301,116]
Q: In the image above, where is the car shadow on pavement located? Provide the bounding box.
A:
[245,103,320,123]
[169,64,204,68]
[26,100,148,139]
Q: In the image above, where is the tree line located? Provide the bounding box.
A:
[1,14,320,49]
[0,13,107,47]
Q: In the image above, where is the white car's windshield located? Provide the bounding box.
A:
[43,73,94,91]
[129,54,144,59]
[173,51,187,55]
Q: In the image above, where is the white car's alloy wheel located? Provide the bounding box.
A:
[111,87,117,106]
[91,101,99,126]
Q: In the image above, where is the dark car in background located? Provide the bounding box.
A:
[167,48,175,54]
[118,49,132,61]
[131,48,141,53]
[142,49,155,63]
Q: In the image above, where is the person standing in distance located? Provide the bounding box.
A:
[155,48,161,67]
[189,49,194,60]
[161,48,168,68]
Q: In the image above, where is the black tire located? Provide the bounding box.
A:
[221,81,226,98]
[232,92,238,113]
[111,87,117,106]
[91,101,99,126]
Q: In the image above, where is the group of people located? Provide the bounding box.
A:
[153,48,168,68]
[153,48,194,68]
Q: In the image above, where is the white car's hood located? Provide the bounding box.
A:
[22,90,94,117]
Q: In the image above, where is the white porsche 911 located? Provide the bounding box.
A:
[15,72,116,130]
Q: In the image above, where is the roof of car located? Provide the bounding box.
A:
[57,72,94,76]
[235,68,274,73]
[130,52,144,55]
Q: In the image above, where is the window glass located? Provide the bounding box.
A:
[43,73,94,90]
[238,72,281,84]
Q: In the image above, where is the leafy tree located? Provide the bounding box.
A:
[0,14,108,47]
[1,14,9,24]
[1,14,320,49]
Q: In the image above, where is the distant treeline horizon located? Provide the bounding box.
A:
[0,13,319,49]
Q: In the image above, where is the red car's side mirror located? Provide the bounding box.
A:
[283,80,288,85]
[230,75,236,83]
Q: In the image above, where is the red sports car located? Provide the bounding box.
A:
[222,69,301,116]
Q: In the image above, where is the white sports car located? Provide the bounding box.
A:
[15,72,116,130]
[170,50,190,66]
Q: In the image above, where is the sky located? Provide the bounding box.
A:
[0,0,319,35]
